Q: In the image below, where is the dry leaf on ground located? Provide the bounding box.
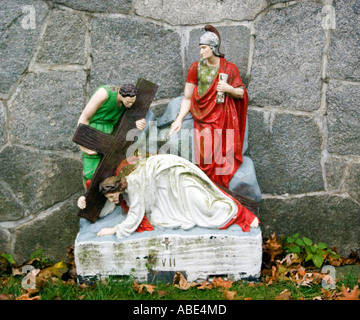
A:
[16,293,41,300]
[211,277,233,289]
[274,289,293,300]
[223,289,237,300]
[158,290,169,297]
[263,233,284,262]
[132,280,156,294]
[0,293,14,300]
[197,280,213,290]
[341,285,359,300]
[173,272,198,290]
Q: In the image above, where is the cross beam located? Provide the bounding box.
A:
[73,78,158,222]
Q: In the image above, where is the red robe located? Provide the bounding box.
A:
[186,58,249,188]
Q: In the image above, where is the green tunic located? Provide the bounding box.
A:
[197,59,219,97]
[83,85,125,182]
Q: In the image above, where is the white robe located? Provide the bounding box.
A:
[109,154,239,239]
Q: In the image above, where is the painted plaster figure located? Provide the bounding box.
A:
[77,154,259,238]
[77,84,146,190]
[169,25,248,189]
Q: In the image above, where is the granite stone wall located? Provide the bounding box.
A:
[0,0,358,262]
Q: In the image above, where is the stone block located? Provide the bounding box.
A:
[134,0,267,25]
[345,163,360,202]
[0,0,49,94]
[324,156,348,191]
[248,3,324,111]
[90,16,183,100]
[8,70,86,151]
[36,9,87,65]
[247,110,323,195]
[327,82,360,156]
[0,229,11,254]
[75,208,262,282]
[48,0,132,13]
[0,185,24,222]
[186,25,250,86]
[0,101,5,146]
[259,195,360,256]
[0,146,83,214]
[13,194,81,263]
[327,0,360,81]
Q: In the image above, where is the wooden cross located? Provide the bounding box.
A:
[216,184,259,216]
[73,78,158,222]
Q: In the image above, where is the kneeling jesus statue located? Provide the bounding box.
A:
[77,154,259,238]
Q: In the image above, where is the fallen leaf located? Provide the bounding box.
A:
[79,281,96,290]
[275,289,292,300]
[11,267,23,277]
[173,272,194,290]
[341,285,359,300]
[132,280,156,294]
[277,253,299,266]
[16,293,41,300]
[244,297,252,300]
[211,277,233,289]
[26,287,40,295]
[320,289,337,300]
[297,266,307,277]
[328,256,342,267]
[0,293,14,300]
[143,284,155,294]
[158,290,169,297]
[263,233,284,262]
[39,261,68,280]
[197,280,213,290]
[297,273,315,287]
[266,265,279,285]
[223,289,237,300]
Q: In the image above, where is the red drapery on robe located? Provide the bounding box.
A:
[217,187,258,232]
[186,58,249,188]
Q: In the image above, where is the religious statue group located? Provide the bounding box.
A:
[76,25,260,238]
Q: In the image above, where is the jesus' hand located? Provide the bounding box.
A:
[97,227,116,237]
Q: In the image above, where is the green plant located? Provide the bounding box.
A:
[283,233,339,268]
[1,252,15,265]
[29,248,53,267]
[0,252,15,275]
[145,251,157,272]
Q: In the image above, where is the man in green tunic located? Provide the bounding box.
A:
[77,84,146,190]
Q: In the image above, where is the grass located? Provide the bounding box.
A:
[1,236,358,301]
[1,275,327,300]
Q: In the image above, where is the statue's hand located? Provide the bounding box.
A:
[216,82,232,93]
[77,196,86,209]
[80,146,97,156]
[135,118,146,130]
[97,227,116,237]
[169,118,182,136]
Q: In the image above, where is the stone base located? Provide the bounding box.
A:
[74,208,262,283]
